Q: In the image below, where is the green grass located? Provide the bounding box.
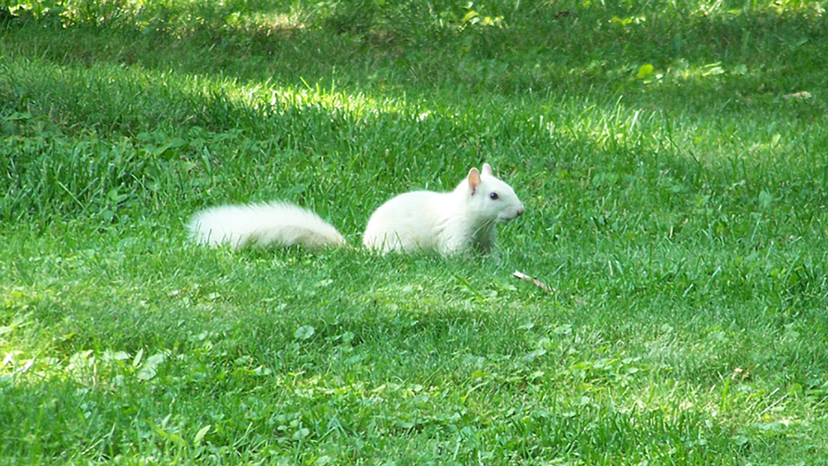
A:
[2,0,828,464]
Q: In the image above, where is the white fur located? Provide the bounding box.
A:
[362,164,524,254]
[188,201,346,249]
[188,164,523,255]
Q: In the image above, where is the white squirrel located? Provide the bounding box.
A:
[188,163,524,255]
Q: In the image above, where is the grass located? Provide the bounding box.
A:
[2,0,828,463]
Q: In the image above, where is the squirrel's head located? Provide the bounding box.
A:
[463,163,525,223]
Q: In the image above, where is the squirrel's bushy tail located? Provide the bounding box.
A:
[188,201,347,249]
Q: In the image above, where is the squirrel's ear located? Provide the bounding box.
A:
[482,163,493,176]
[468,167,481,194]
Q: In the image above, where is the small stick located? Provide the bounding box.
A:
[513,270,585,305]
[513,270,552,292]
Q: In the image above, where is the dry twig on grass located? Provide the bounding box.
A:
[513,270,585,305]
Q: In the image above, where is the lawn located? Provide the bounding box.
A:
[2,0,828,464]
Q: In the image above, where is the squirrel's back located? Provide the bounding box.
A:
[362,190,450,252]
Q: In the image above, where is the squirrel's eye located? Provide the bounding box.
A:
[489,192,499,200]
